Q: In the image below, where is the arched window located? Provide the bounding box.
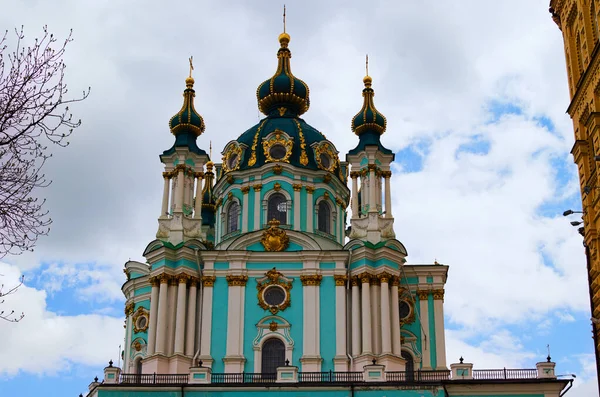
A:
[227,201,240,234]
[267,193,287,225]
[261,338,285,377]
[402,350,414,381]
[317,201,331,234]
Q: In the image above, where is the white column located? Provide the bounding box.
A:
[185,278,198,356]
[147,280,160,355]
[293,184,301,231]
[242,187,249,232]
[166,280,178,356]
[200,276,215,360]
[161,175,170,217]
[380,274,392,354]
[351,278,361,356]
[174,275,188,355]
[418,291,431,369]
[253,184,262,229]
[194,173,203,219]
[306,187,314,232]
[334,275,347,360]
[384,172,392,218]
[301,274,322,371]
[155,275,170,355]
[360,274,372,354]
[224,275,247,372]
[176,167,184,211]
[124,306,133,370]
[390,278,401,355]
[351,172,359,218]
[368,165,377,212]
[433,289,447,369]
[371,279,381,354]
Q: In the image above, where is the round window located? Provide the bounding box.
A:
[136,315,148,330]
[319,153,331,169]
[269,144,287,160]
[264,286,286,306]
[227,153,239,170]
[399,300,411,320]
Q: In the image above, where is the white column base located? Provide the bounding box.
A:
[333,356,350,371]
[142,354,170,374]
[376,353,406,371]
[299,355,322,372]
[223,356,246,373]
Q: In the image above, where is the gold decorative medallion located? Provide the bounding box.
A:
[273,164,283,175]
[260,219,290,252]
[256,268,293,314]
[269,320,279,331]
[132,306,150,333]
[313,141,339,172]
[262,129,293,163]
[222,143,243,173]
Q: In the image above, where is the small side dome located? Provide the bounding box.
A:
[169,77,205,136]
[351,75,387,135]
[256,33,310,117]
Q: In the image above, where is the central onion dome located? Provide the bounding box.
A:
[224,32,345,183]
[256,33,310,117]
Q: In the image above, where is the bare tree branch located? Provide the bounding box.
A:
[0,274,24,322]
[0,26,90,257]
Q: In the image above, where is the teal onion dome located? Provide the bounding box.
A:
[256,33,310,117]
[169,77,205,137]
[351,75,387,135]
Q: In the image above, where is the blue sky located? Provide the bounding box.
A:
[0,0,597,396]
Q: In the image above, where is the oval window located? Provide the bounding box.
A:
[269,144,287,160]
[227,153,239,170]
[399,300,411,320]
[319,153,331,169]
[264,286,286,306]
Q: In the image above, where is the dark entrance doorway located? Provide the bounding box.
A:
[402,350,415,381]
[261,338,285,379]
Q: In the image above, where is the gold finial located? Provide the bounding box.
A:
[363,54,372,87]
[279,5,290,45]
[186,56,195,87]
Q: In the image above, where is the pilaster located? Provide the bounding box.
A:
[224,274,248,372]
[199,275,216,365]
[418,289,431,369]
[432,288,447,369]
[300,273,323,371]
[334,274,348,370]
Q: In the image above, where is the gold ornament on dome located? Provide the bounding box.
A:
[260,219,290,252]
[248,120,267,167]
[262,130,293,164]
[132,306,150,333]
[256,267,293,314]
[293,119,309,166]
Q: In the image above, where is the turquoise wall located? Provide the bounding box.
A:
[134,286,152,296]
[210,279,228,373]
[151,258,198,271]
[319,276,336,371]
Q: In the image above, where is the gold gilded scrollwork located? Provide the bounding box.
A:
[248,120,267,167]
[124,302,135,317]
[334,275,347,286]
[202,275,216,287]
[260,219,290,252]
[256,267,293,314]
[226,275,249,286]
[293,119,309,166]
[262,129,293,164]
[399,299,416,325]
[417,290,430,300]
[300,274,323,286]
[432,289,445,301]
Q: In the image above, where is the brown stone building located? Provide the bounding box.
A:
[549,0,600,383]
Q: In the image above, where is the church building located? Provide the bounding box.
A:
[85,26,572,397]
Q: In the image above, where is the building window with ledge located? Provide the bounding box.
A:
[317,200,331,234]
[402,350,414,380]
[267,193,288,225]
[261,338,285,377]
[227,201,240,234]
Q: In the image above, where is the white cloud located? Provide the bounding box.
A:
[0,263,123,376]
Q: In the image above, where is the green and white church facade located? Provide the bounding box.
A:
[87,31,572,397]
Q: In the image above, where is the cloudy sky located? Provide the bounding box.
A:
[0,0,596,396]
